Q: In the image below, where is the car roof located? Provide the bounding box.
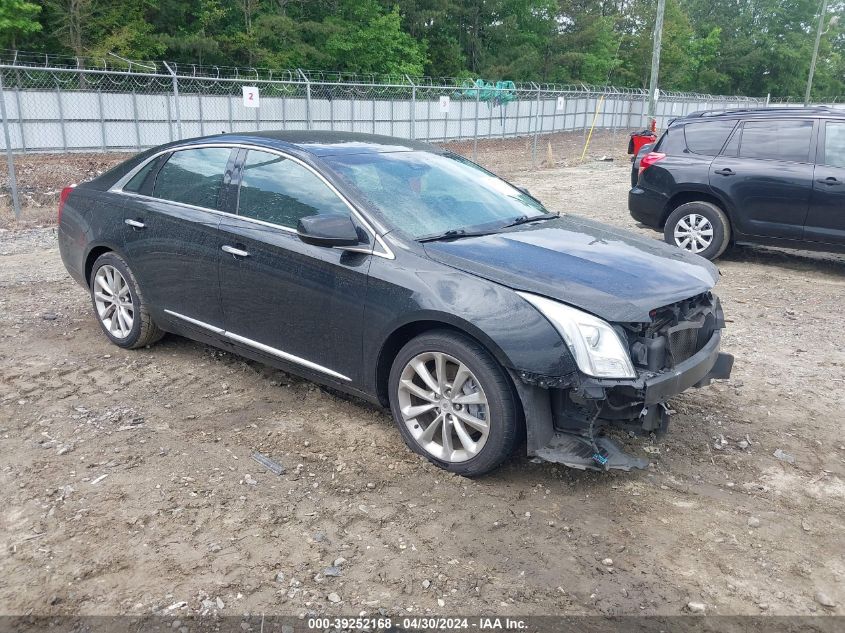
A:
[177,130,442,157]
[671,106,845,126]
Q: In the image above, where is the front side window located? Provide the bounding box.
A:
[325,151,548,238]
[822,121,845,168]
[739,120,813,163]
[152,147,233,208]
[237,150,349,228]
[684,120,736,156]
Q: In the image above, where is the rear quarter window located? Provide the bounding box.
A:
[654,127,686,155]
[684,120,737,155]
[123,158,159,194]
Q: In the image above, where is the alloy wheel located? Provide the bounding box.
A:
[673,213,714,254]
[396,351,490,463]
[93,265,134,339]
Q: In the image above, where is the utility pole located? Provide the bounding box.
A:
[646,0,666,123]
[805,0,829,106]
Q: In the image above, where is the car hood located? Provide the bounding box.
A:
[422,215,719,322]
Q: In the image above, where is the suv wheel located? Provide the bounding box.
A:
[388,330,520,477]
[90,252,164,349]
[664,201,731,260]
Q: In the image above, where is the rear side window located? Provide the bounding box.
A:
[654,127,685,155]
[152,147,233,208]
[237,150,349,228]
[739,120,813,163]
[684,121,736,155]
[822,121,845,168]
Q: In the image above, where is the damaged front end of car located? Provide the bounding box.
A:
[511,291,734,471]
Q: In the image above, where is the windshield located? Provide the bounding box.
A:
[324,151,549,238]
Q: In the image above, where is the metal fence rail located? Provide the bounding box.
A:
[2,53,842,217]
[0,60,771,155]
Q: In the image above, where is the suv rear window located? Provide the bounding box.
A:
[684,121,736,155]
[739,120,813,163]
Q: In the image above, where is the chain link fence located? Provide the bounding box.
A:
[4,51,840,217]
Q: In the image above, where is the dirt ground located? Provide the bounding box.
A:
[0,137,843,620]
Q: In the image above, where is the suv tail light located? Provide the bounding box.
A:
[57,185,75,223]
[639,152,666,175]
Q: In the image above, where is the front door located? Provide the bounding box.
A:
[218,148,373,386]
[805,120,845,244]
[121,146,236,328]
[708,118,816,240]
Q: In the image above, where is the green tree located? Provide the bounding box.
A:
[0,0,42,48]
[325,3,427,76]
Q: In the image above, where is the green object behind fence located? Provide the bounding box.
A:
[454,79,518,104]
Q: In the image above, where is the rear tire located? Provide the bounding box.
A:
[89,252,164,349]
[664,201,731,260]
[388,330,520,477]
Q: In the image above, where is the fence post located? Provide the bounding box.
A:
[162,62,183,140]
[473,85,480,162]
[532,83,541,168]
[56,77,67,152]
[297,69,313,130]
[406,75,416,140]
[14,85,25,154]
[227,91,234,132]
[97,88,106,151]
[0,70,22,219]
[131,89,141,149]
[198,90,205,136]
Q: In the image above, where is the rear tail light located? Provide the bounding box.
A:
[638,152,666,175]
[58,185,75,223]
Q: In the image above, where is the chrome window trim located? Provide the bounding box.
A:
[164,309,351,382]
[111,142,394,260]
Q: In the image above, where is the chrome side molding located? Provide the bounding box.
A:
[163,309,351,381]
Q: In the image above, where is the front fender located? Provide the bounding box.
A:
[363,253,577,392]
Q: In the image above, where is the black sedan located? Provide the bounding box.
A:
[58,131,733,476]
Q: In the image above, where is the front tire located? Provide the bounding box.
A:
[388,330,520,477]
[664,201,731,260]
[89,252,163,349]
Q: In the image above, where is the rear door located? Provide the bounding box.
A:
[805,120,845,244]
[121,146,236,328]
[708,118,816,240]
[218,148,374,386]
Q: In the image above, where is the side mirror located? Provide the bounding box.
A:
[296,213,360,248]
[515,185,531,196]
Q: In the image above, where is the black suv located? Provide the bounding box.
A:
[628,107,845,260]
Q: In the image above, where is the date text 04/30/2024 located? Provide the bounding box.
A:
[307,617,528,630]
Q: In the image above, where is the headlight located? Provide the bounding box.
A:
[517,292,637,379]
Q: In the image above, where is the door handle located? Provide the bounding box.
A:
[816,177,842,186]
[221,245,250,258]
[714,168,735,176]
[124,218,146,229]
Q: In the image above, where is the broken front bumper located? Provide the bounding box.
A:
[511,329,734,471]
[587,328,734,406]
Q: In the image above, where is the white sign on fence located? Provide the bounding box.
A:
[556,96,565,111]
[439,96,450,113]
[243,86,260,108]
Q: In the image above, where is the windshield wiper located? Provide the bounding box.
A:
[417,228,498,243]
[502,213,558,229]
